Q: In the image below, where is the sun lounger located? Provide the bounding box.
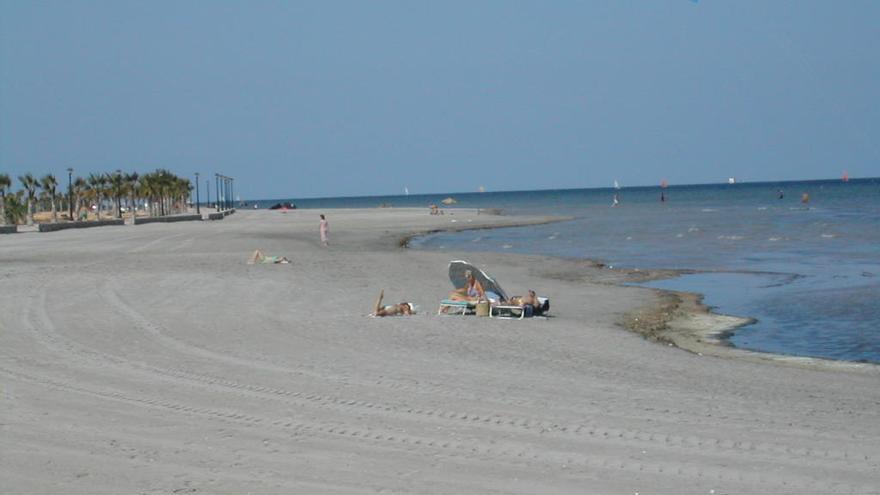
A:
[440,261,550,319]
[490,297,550,319]
[438,299,474,316]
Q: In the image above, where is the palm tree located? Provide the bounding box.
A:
[0,173,10,225]
[18,173,39,226]
[72,176,86,220]
[3,190,27,225]
[138,173,155,217]
[124,171,139,219]
[108,170,125,219]
[40,174,59,223]
[86,173,106,220]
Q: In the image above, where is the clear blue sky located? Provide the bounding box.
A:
[2,1,878,200]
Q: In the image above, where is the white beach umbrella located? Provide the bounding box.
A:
[447,260,508,302]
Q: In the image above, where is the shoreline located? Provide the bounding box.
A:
[405,218,879,372]
[3,208,879,494]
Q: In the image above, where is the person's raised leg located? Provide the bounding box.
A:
[373,289,385,316]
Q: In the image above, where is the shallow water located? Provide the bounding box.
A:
[401,179,880,364]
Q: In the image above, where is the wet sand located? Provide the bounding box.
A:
[1,208,878,494]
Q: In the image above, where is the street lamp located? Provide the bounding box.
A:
[67,167,73,221]
[194,172,200,215]
[215,174,220,211]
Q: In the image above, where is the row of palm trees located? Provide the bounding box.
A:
[0,169,193,226]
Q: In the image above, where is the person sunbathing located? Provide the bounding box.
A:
[505,289,538,307]
[502,290,544,316]
[247,250,290,264]
[447,270,485,302]
[372,289,414,316]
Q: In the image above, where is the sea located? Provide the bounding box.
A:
[252,178,880,364]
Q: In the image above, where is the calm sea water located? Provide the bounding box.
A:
[256,178,880,364]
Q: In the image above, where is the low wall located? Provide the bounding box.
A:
[207,209,235,220]
[38,219,125,232]
[0,225,16,234]
[134,214,202,225]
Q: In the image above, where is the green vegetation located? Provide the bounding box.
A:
[0,168,194,225]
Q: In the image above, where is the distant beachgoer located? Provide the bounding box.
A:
[372,289,414,317]
[801,192,810,204]
[319,214,329,246]
[612,193,620,207]
[448,270,485,302]
[248,250,290,264]
[778,189,784,199]
[660,191,666,202]
[430,204,439,215]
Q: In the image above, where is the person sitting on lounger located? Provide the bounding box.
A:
[448,270,485,302]
[247,250,290,264]
[372,289,414,316]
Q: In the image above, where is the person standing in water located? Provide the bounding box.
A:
[801,192,810,205]
[319,214,329,247]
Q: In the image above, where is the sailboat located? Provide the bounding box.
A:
[404,187,409,196]
[613,180,620,190]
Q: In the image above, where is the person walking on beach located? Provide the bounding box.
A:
[319,214,329,247]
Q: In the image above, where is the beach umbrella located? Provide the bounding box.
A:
[448,260,508,302]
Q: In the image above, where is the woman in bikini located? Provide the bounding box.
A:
[447,270,485,302]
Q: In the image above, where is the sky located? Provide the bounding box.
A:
[1,1,878,200]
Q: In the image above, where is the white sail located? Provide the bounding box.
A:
[614,180,620,190]
[404,187,409,195]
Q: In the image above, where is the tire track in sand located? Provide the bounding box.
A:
[1,363,870,495]
[93,280,872,471]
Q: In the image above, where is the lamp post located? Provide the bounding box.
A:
[215,174,220,211]
[67,167,73,221]
[194,172,200,214]
[225,176,230,210]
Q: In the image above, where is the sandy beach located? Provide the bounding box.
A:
[1,208,878,495]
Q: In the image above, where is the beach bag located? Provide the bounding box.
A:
[475,300,490,317]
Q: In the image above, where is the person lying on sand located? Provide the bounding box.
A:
[372,289,414,317]
[247,250,290,264]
